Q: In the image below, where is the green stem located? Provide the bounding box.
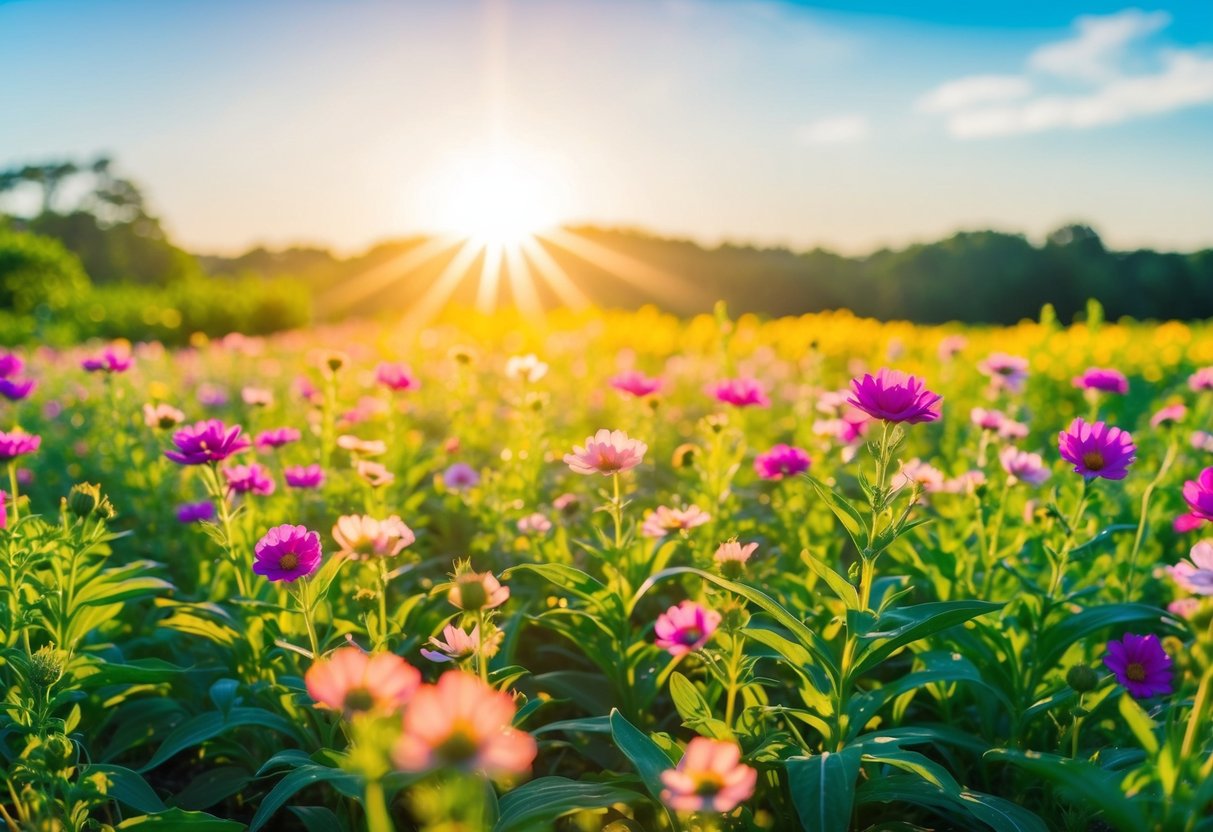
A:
[1123,440,1178,602]
[298,580,321,659]
[364,777,393,832]
[476,609,489,684]
[611,472,623,550]
[377,559,390,648]
[8,462,19,523]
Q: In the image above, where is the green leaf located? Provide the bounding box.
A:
[73,658,188,688]
[668,673,731,740]
[87,764,167,814]
[957,792,1049,832]
[1117,693,1159,755]
[531,715,613,736]
[116,808,246,830]
[169,766,252,811]
[249,766,364,832]
[802,552,860,610]
[493,776,643,832]
[140,707,302,772]
[1037,604,1180,669]
[286,807,343,832]
[806,475,868,554]
[862,749,959,791]
[608,709,675,804]
[75,575,175,607]
[852,601,1001,677]
[786,747,862,832]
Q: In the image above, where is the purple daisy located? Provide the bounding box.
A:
[1057,418,1135,480]
[754,444,812,480]
[0,431,41,462]
[284,464,326,489]
[1073,367,1129,395]
[165,420,252,465]
[847,368,942,424]
[176,501,216,523]
[253,524,323,583]
[0,377,35,401]
[1104,633,1173,699]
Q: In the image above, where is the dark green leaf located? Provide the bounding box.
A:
[786,747,862,832]
[493,776,643,832]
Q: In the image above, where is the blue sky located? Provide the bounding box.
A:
[1,0,1211,254]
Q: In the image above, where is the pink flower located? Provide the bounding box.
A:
[641,505,711,539]
[941,470,986,494]
[256,427,302,450]
[253,524,323,583]
[1168,598,1201,618]
[442,462,480,490]
[392,670,537,776]
[421,624,502,664]
[709,378,770,408]
[355,460,395,488]
[977,353,1029,393]
[0,352,25,378]
[848,369,941,424]
[333,515,415,559]
[714,540,758,577]
[754,444,811,480]
[937,335,967,361]
[1074,367,1128,395]
[165,420,251,465]
[516,513,552,535]
[338,435,387,457]
[971,407,1005,432]
[0,430,41,462]
[448,571,510,611]
[1168,540,1213,595]
[654,601,720,656]
[305,647,421,718]
[564,429,648,475]
[376,362,420,392]
[999,447,1051,486]
[242,386,273,407]
[81,344,132,373]
[1189,367,1213,392]
[611,370,663,398]
[222,463,275,496]
[1192,432,1213,453]
[284,464,325,489]
[143,403,185,430]
[1151,404,1186,428]
[1057,418,1135,480]
[891,458,945,492]
[660,737,757,813]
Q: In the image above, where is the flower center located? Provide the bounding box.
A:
[692,771,725,796]
[436,722,480,764]
[1081,451,1105,471]
[279,552,299,570]
[1125,662,1146,682]
[678,627,703,645]
[343,687,375,712]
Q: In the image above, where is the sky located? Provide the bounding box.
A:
[1,0,1212,255]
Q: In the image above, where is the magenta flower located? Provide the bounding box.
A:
[564,429,648,475]
[1179,468,1213,531]
[442,462,481,490]
[165,420,251,465]
[1074,367,1128,395]
[0,431,41,462]
[754,444,811,480]
[176,501,215,523]
[81,344,133,373]
[255,427,302,450]
[0,377,35,401]
[999,447,1051,486]
[977,353,1029,393]
[1189,367,1213,392]
[284,464,326,489]
[641,505,711,539]
[1104,633,1173,699]
[848,369,941,424]
[376,361,420,392]
[222,463,275,496]
[0,352,25,378]
[709,378,770,408]
[1168,540,1213,595]
[1057,418,1135,480]
[660,737,757,813]
[655,600,721,656]
[253,524,323,583]
[611,370,663,398]
[1151,404,1186,428]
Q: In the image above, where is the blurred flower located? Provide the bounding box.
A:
[448,570,510,611]
[376,361,420,392]
[848,369,941,423]
[1168,598,1201,618]
[977,353,1029,394]
[176,501,215,523]
[754,444,811,480]
[655,600,720,656]
[391,670,537,776]
[641,505,711,538]
[442,462,480,490]
[517,512,552,535]
[1189,367,1213,392]
[242,386,273,407]
[421,624,503,663]
[1151,403,1186,428]
[660,737,757,813]
[305,647,420,718]
[284,464,326,489]
[338,434,387,456]
[222,463,275,496]
[294,375,322,404]
[937,335,967,361]
[1073,367,1128,395]
[143,403,185,430]
[333,514,415,559]
[564,429,648,475]
[0,377,35,401]
[998,417,1029,440]
[355,460,395,488]
[941,470,986,494]
[970,407,1005,432]
[999,447,1051,486]
[611,370,663,397]
[0,352,25,378]
[553,492,580,515]
[0,430,41,461]
[253,524,323,582]
[714,540,758,578]
[505,353,548,382]
[1168,540,1213,595]
[165,420,250,465]
[709,377,770,408]
[891,458,945,492]
[196,383,230,408]
[1057,418,1135,480]
[256,427,302,450]
[1104,633,1172,699]
[81,344,132,373]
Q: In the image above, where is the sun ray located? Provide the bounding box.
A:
[517,236,591,309]
[325,234,462,312]
[475,241,504,314]
[536,228,695,306]
[399,237,486,331]
[502,241,543,319]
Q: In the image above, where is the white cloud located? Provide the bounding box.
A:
[920,8,1213,139]
[796,114,868,144]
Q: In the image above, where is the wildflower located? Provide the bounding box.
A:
[754,444,811,480]
[253,524,323,583]
[709,377,770,408]
[977,353,1029,393]
[165,420,251,465]
[355,460,395,488]
[143,403,184,430]
[196,383,230,408]
[338,435,387,457]
[714,540,758,578]
[671,443,699,469]
[505,354,548,383]
[0,430,41,461]
[222,463,275,497]
[242,386,273,407]
[848,369,941,424]
[564,429,648,475]
[448,570,510,611]
[937,335,967,361]
[1074,367,1128,395]
[553,492,580,515]
[611,370,663,398]
[320,351,348,376]
[941,470,986,494]
[891,458,946,492]
[517,513,552,535]
[999,447,1051,486]
[1057,418,1135,480]
[1104,633,1173,699]
[376,361,420,392]
[998,417,1029,440]
[1168,598,1201,618]
[1189,367,1213,392]
[0,352,25,378]
[442,462,480,490]
[421,624,503,663]
[391,670,537,776]
[333,514,415,559]
[1167,540,1213,595]
[641,505,711,538]
[655,601,720,656]
[81,344,133,373]
[256,427,301,450]
[305,647,420,718]
[0,377,35,401]
[660,737,757,813]
[284,464,325,489]
[1151,404,1186,428]
[176,501,216,523]
[970,407,1006,432]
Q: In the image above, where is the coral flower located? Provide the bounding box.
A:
[306,647,421,718]
[442,462,480,491]
[284,464,326,489]
[332,514,415,559]
[391,670,537,776]
[848,369,941,424]
[338,435,387,457]
[1168,540,1213,595]
[81,344,133,373]
[421,624,503,663]
[999,447,1051,486]
[448,571,510,611]
[253,524,323,583]
[255,427,302,450]
[222,463,275,496]
[655,601,721,656]
[1104,634,1173,699]
[165,420,251,465]
[176,501,215,523]
[1073,367,1129,395]
[564,429,648,475]
[754,444,811,480]
[611,370,663,398]
[0,377,35,401]
[355,460,396,488]
[641,505,711,538]
[1151,404,1186,428]
[143,403,185,430]
[0,430,41,461]
[977,353,1029,393]
[376,361,420,392]
[660,737,757,813]
[1057,418,1135,480]
[709,377,770,408]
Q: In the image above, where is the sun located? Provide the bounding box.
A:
[429,146,560,246]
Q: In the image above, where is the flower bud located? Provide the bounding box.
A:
[29,645,66,688]
[1066,664,1099,693]
[66,482,115,520]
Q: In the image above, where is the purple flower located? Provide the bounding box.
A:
[253,524,323,583]
[977,353,1029,393]
[0,377,35,401]
[165,420,252,465]
[255,427,302,450]
[848,369,942,424]
[1104,633,1173,699]
[443,463,480,491]
[1057,418,1135,480]
[1073,367,1128,395]
[376,362,420,392]
[0,352,25,378]
[222,463,275,496]
[284,464,326,489]
[611,370,663,398]
[81,344,133,373]
[196,383,230,409]
[709,378,770,408]
[1177,467,1213,531]
[176,501,216,523]
[1168,540,1213,595]
[754,444,811,480]
[0,431,41,462]
[999,447,1050,486]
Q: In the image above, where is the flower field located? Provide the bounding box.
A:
[3,303,1213,831]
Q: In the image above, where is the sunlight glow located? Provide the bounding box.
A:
[428,147,561,246]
